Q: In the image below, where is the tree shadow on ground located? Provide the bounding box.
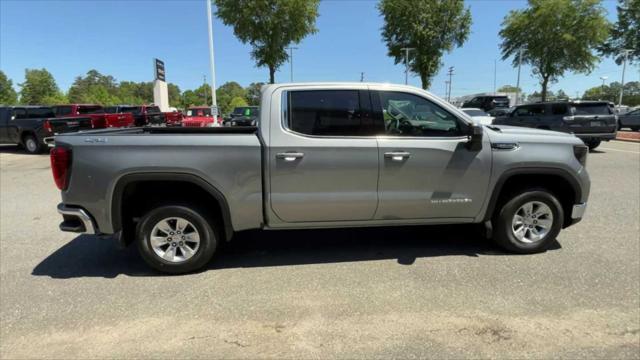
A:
[32,225,561,279]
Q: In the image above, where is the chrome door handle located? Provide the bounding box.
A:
[276,152,304,161]
[384,151,411,161]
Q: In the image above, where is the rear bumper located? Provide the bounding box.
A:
[574,132,616,140]
[57,203,98,234]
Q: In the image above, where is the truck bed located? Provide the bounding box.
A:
[56,125,259,136]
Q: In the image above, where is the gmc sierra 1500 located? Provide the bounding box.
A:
[51,83,590,274]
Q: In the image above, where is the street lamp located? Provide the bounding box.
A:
[599,76,608,95]
[286,46,298,82]
[206,0,218,117]
[400,47,415,85]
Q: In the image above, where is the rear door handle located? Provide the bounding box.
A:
[384,151,411,161]
[276,152,304,161]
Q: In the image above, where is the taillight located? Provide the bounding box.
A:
[573,145,588,167]
[50,147,72,190]
[44,120,53,134]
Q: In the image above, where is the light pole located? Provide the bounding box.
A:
[619,49,632,106]
[446,66,455,102]
[515,48,523,105]
[206,0,218,116]
[203,74,208,105]
[600,76,608,100]
[400,47,415,85]
[493,59,497,94]
[286,46,298,82]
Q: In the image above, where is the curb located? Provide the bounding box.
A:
[613,138,640,143]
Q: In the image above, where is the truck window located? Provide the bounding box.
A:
[55,106,73,116]
[27,107,55,119]
[286,90,378,136]
[147,106,161,113]
[551,104,568,115]
[13,108,27,119]
[77,106,103,114]
[376,91,462,137]
[120,107,142,115]
[572,103,612,115]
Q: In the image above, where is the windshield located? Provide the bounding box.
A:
[187,108,212,117]
[147,106,161,113]
[463,109,488,117]
[572,103,612,115]
[77,106,103,114]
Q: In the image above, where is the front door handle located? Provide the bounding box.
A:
[276,152,304,161]
[384,151,411,161]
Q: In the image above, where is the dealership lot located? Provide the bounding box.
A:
[0,141,638,358]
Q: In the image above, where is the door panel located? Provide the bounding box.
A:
[376,137,492,219]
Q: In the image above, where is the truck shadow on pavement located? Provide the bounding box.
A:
[32,225,561,278]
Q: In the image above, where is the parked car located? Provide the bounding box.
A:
[618,107,640,131]
[0,106,92,153]
[107,105,165,126]
[52,82,590,274]
[164,110,183,127]
[53,104,135,128]
[492,101,617,150]
[225,106,259,126]
[461,108,494,125]
[462,95,510,112]
[182,107,223,127]
[488,107,514,117]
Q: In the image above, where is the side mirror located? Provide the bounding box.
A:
[465,123,483,151]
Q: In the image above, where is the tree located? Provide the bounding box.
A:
[555,89,569,100]
[246,82,265,106]
[168,83,181,107]
[215,0,320,83]
[499,0,609,101]
[229,96,249,109]
[216,81,246,115]
[599,0,639,64]
[497,85,522,93]
[582,81,640,105]
[0,71,18,105]
[19,68,61,104]
[68,70,119,103]
[379,0,471,89]
[41,92,68,106]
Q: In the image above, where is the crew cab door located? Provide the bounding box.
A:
[372,90,491,220]
[267,87,381,223]
[0,108,10,142]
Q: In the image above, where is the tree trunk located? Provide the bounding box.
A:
[541,75,550,102]
[269,65,275,84]
[420,72,429,90]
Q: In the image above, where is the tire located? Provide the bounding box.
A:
[136,204,218,274]
[632,127,640,132]
[492,189,564,254]
[22,133,43,154]
[585,139,601,151]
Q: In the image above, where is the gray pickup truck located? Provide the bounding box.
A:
[52,83,590,274]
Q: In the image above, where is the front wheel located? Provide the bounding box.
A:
[492,189,564,254]
[585,139,601,151]
[136,204,218,274]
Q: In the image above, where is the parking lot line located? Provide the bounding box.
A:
[599,147,640,154]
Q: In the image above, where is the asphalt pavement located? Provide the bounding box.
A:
[1,141,639,359]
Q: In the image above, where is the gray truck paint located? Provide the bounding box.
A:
[54,83,590,237]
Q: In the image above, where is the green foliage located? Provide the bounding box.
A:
[41,92,68,106]
[500,0,610,101]
[555,89,569,100]
[229,96,249,109]
[0,70,18,105]
[216,81,246,115]
[582,81,640,105]
[497,85,522,93]
[215,0,320,83]
[599,0,639,64]
[68,70,119,104]
[379,0,471,90]
[168,83,181,107]
[19,68,61,105]
[246,82,264,105]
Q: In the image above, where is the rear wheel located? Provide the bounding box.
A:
[136,204,218,274]
[632,127,640,132]
[492,189,564,254]
[23,134,43,154]
[585,139,601,151]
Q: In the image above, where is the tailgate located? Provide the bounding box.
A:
[147,113,165,125]
[105,113,133,128]
[48,117,93,134]
[569,103,617,134]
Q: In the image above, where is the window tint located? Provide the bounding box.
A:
[27,107,55,119]
[463,109,487,117]
[13,108,27,119]
[120,106,142,115]
[572,103,612,115]
[551,104,568,115]
[104,107,117,113]
[377,91,462,137]
[55,106,73,116]
[147,106,161,113]
[515,105,545,116]
[77,106,103,114]
[286,90,380,136]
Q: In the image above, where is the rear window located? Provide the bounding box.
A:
[119,106,142,115]
[572,103,612,115]
[27,107,55,119]
[146,106,161,113]
[551,104,568,115]
[54,106,73,117]
[78,106,103,114]
[187,108,211,117]
[286,90,377,136]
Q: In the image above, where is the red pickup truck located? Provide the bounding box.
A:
[105,105,182,127]
[181,106,223,127]
[52,104,134,128]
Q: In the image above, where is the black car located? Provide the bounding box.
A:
[226,106,259,126]
[462,95,510,112]
[0,106,92,154]
[618,108,640,131]
[493,101,617,150]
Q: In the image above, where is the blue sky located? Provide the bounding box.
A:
[1,0,637,99]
